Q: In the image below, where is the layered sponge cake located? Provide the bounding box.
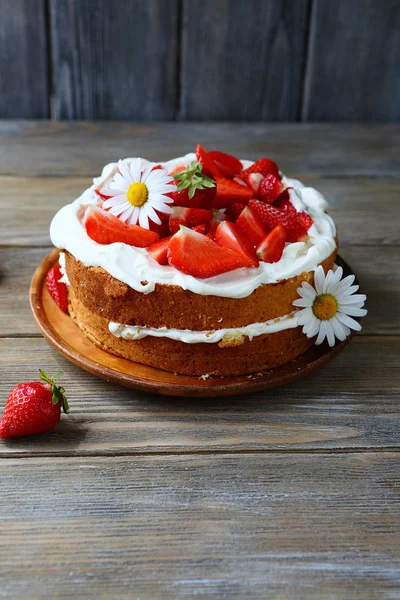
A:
[49,146,340,376]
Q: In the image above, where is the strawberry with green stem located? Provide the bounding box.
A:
[170,161,216,209]
[0,370,70,439]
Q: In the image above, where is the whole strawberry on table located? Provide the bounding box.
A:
[0,370,70,439]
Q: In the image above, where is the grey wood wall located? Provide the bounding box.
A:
[1,0,399,121]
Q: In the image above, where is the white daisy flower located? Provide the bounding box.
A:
[293,265,367,347]
[102,159,176,229]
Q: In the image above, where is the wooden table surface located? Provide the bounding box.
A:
[0,122,399,599]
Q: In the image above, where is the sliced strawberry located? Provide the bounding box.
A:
[213,177,254,209]
[85,205,159,247]
[297,211,314,232]
[259,173,286,204]
[208,151,242,178]
[256,225,286,263]
[275,190,313,233]
[168,164,186,176]
[169,207,213,234]
[167,227,246,278]
[246,172,264,195]
[249,200,311,242]
[240,158,280,180]
[236,206,268,245]
[148,235,173,265]
[195,144,222,179]
[206,209,228,239]
[215,221,259,268]
[225,202,247,221]
[46,265,68,313]
[192,223,207,234]
[169,161,216,209]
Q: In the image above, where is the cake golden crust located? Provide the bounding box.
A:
[68,290,314,377]
[64,248,337,331]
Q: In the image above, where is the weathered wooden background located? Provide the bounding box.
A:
[1,0,399,121]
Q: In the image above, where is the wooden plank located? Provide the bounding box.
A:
[0,336,399,455]
[1,453,400,597]
[49,0,179,120]
[1,175,398,247]
[179,0,310,121]
[0,122,398,177]
[0,1,49,118]
[302,0,400,121]
[1,246,398,337]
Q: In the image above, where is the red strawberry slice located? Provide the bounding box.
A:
[215,221,259,268]
[246,172,264,195]
[225,202,247,221]
[169,207,213,234]
[213,177,253,209]
[168,227,247,278]
[196,144,222,179]
[208,151,242,178]
[206,209,228,239]
[249,200,311,242]
[236,206,268,245]
[148,235,173,265]
[259,173,286,204]
[85,205,159,247]
[192,223,207,234]
[256,225,287,263]
[240,157,280,180]
[297,211,313,232]
[46,265,69,313]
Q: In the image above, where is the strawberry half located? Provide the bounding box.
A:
[148,235,173,265]
[215,221,259,268]
[259,173,286,204]
[170,161,216,209]
[240,158,280,180]
[167,227,246,278]
[208,151,242,178]
[236,206,268,245]
[85,205,159,247]
[256,225,287,263]
[225,202,247,221]
[213,177,254,209]
[249,199,311,242]
[169,207,213,234]
[196,144,222,179]
[46,265,68,313]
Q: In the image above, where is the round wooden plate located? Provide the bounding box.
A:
[30,249,358,397]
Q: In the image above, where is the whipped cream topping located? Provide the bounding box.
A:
[109,311,300,344]
[50,153,336,299]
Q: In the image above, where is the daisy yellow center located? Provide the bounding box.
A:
[127,182,148,207]
[312,293,338,321]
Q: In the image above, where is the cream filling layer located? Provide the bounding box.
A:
[50,154,337,299]
[108,312,300,344]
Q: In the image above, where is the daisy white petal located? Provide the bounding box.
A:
[314,266,325,294]
[119,206,135,223]
[128,206,140,225]
[334,275,356,296]
[108,202,129,216]
[102,196,126,209]
[145,204,162,225]
[307,315,321,338]
[141,162,156,182]
[325,322,336,347]
[151,202,174,215]
[336,312,362,331]
[118,159,134,184]
[297,308,313,326]
[156,193,175,204]
[101,186,125,197]
[338,306,368,317]
[338,293,366,306]
[129,158,142,182]
[315,321,328,345]
[297,281,317,300]
[331,316,350,341]
[139,208,149,229]
[322,269,335,293]
[336,285,360,301]
[293,298,312,308]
